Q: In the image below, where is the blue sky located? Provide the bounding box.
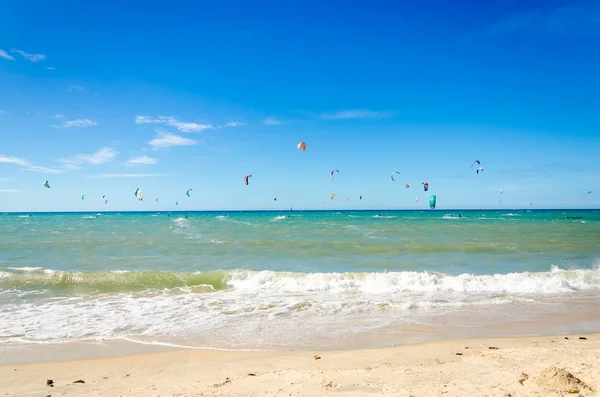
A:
[1,0,598,211]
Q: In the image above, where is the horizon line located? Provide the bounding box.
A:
[1,208,598,214]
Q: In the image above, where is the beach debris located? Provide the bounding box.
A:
[247,373,256,376]
[322,380,335,389]
[579,336,587,340]
[533,366,593,394]
[186,189,193,197]
[297,141,307,151]
[488,346,499,350]
[565,337,569,340]
[314,354,321,360]
[455,352,463,356]
[471,160,480,168]
[212,377,232,388]
[518,372,529,385]
[390,171,400,181]
[73,379,85,384]
[330,169,339,180]
[244,174,252,185]
[43,180,51,188]
[46,379,54,386]
[422,181,429,191]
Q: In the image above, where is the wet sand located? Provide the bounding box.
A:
[1,333,599,397]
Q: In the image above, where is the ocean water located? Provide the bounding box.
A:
[1,210,599,353]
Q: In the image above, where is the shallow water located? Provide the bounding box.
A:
[1,210,599,351]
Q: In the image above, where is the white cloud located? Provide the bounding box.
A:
[264,117,282,125]
[0,49,15,60]
[0,189,21,193]
[148,132,197,148]
[10,49,46,62]
[87,173,167,178]
[53,114,97,128]
[320,110,398,120]
[44,66,56,70]
[225,121,245,127]
[124,155,158,166]
[68,85,85,91]
[59,147,118,169]
[135,115,212,132]
[0,154,62,173]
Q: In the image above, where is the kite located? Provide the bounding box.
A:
[360,195,363,200]
[297,141,307,151]
[330,170,339,180]
[43,180,50,188]
[244,174,252,185]
[390,171,400,181]
[476,167,484,174]
[422,182,429,192]
[345,197,350,201]
[429,195,437,209]
[500,189,503,194]
[330,193,336,200]
[186,189,193,197]
[104,200,108,204]
[404,184,410,188]
[588,191,593,194]
[471,160,480,168]
[81,195,85,200]
[134,188,143,201]
[176,201,179,206]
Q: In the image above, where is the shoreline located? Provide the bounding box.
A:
[3,295,599,366]
[2,332,599,397]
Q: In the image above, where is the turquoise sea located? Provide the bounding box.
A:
[1,210,599,352]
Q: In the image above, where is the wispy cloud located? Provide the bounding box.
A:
[224,121,245,127]
[68,85,85,91]
[59,147,118,169]
[320,109,398,120]
[0,154,62,173]
[10,49,46,62]
[487,4,600,36]
[135,115,212,132]
[53,114,97,128]
[44,66,56,70]
[0,49,15,60]
[124,155,158,166]
[148,132,197,148]
[0,189,21,193]
[0,110,4,115]
[87,173,167,178]
[264,117,282,125]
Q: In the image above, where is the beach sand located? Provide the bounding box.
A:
[1,334,599,397]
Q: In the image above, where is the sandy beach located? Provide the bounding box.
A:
[1,333,598,397]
